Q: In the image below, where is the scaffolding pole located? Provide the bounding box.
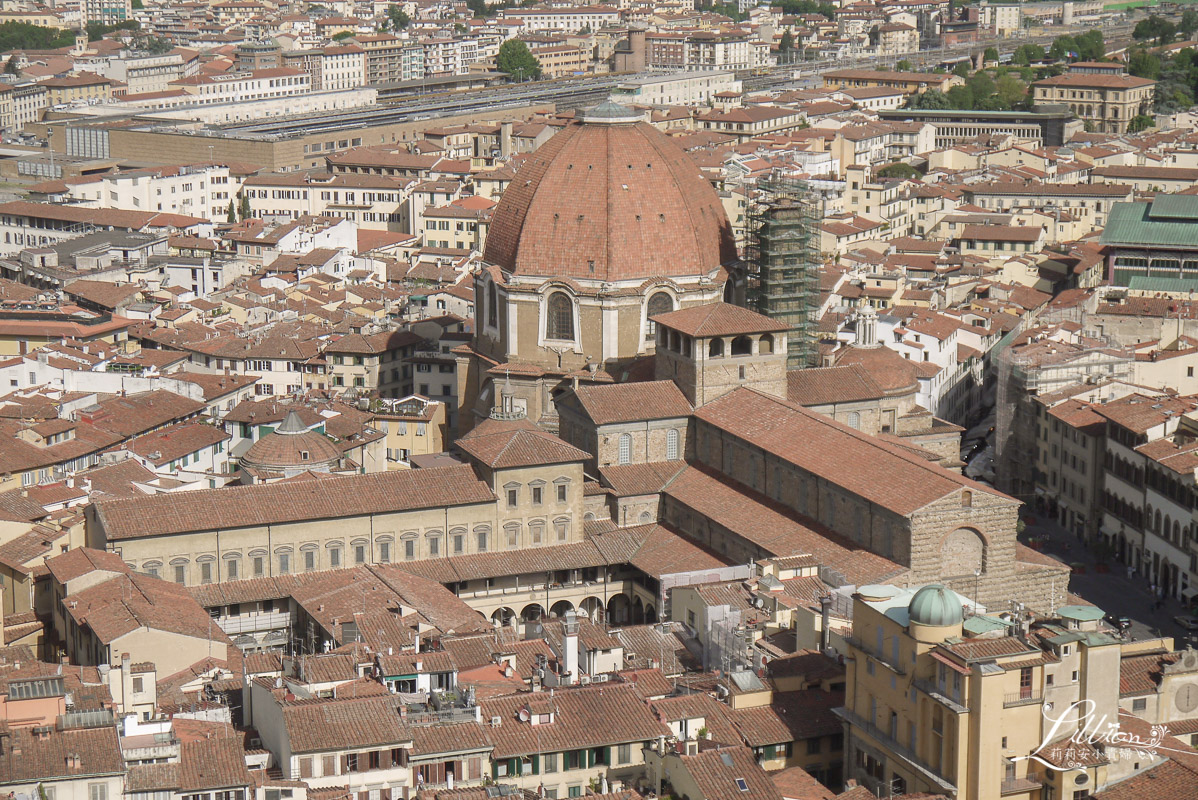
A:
[745,172,823,369]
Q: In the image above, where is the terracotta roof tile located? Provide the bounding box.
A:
[94,465,494,540]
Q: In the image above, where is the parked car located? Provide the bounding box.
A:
[1104,613,1131,631]
[1174,615,1198,632]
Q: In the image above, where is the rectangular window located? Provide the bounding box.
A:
[329,548,340,568]
[379,542,391,563]
[477,531,487,552]
[617,744,630,764]
[454,535,464,554]
[355,545,366,564]
[405,539,415,560]
[253,557,264,577]
[299,758,313,779]
[226,559,238,580]
[89,785,107,800]
[132,677,143,693]
[278,553,290,574]
[304,551,315,572]
[174,565,185,584]
[544,753,558,773]
[322,755,336,776]
[557,484,567,503]
[429,537,439,556]
[532,486,543,505]
[200,562,212,584]
[507,488,518,507]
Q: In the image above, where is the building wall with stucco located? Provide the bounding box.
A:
[94,460,586,585]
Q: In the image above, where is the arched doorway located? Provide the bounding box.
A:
[608,594,631,625]
[632,596,645,624]
[550,600,575,618]
[521,603,544,623]
[491,607,516,627]
[580,596,605,623]
[644,603,657,624]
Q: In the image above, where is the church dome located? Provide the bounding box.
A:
[241,411,342,473]
[482,100,738,283]
[908,584,965,627]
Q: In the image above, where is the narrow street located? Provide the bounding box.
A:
[1020,515,1197,646]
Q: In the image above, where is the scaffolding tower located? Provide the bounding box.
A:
[745,173,823,369]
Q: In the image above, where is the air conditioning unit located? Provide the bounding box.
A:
[490,715,502,727]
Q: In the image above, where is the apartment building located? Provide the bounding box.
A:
[823,69,964,95]
[643,30,755,71]
[171,67,312,104]
[35,164,243,223]
[840,584,1127,800]
[500,5,620,33]
[83,0,130,24]
[352,33,426,83]
[421,37,481,76]
[93,52,191,95]
[241,172,411,231]
[1032,64,1155,135]
[281,44,367,91]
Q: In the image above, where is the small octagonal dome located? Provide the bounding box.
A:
[241,411,341,474]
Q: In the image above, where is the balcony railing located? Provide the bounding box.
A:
[1003,690,1043,708]
[1000,773,1043,795]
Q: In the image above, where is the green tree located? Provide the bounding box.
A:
[967,70,995,100]
[138,34,172,52]
[226,200,236,223]
[1127,48,1162,79]
[896,59,912,71]
[774,0,836,19]
[4,56,18,75]
[0,21,77,50]
[238,192,251,221]
[1134,15,1176,45]
[1181,8,1198,37]
[708,1,746,20]
[905,89,954,109]
[86,20,139,41]
[779,28,794,54]
[387,4,411,28]
[1049,34,1075,61]
[496,38,540,80]
[1074,29,1104,61]
[131,0,143,7]
[983,46,998,63]
[952,61,971,78]
[875,162,920,179]
[995,73,1026,107]
[946,84,974,108]
[1012,43,1045,66]
[1127,114,1155,132]
[332,29,354,40]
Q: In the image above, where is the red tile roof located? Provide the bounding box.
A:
[93,464,494,540]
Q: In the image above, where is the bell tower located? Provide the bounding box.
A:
[652,302,789,408]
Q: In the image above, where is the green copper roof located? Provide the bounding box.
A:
[1102,196,1198,249]
[908,584,965,627]
[1127,276,1198,292]
[1057,604,1105,622]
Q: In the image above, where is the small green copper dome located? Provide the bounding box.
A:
[908,584,964,627]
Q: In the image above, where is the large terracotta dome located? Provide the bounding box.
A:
[483,101,738,282]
